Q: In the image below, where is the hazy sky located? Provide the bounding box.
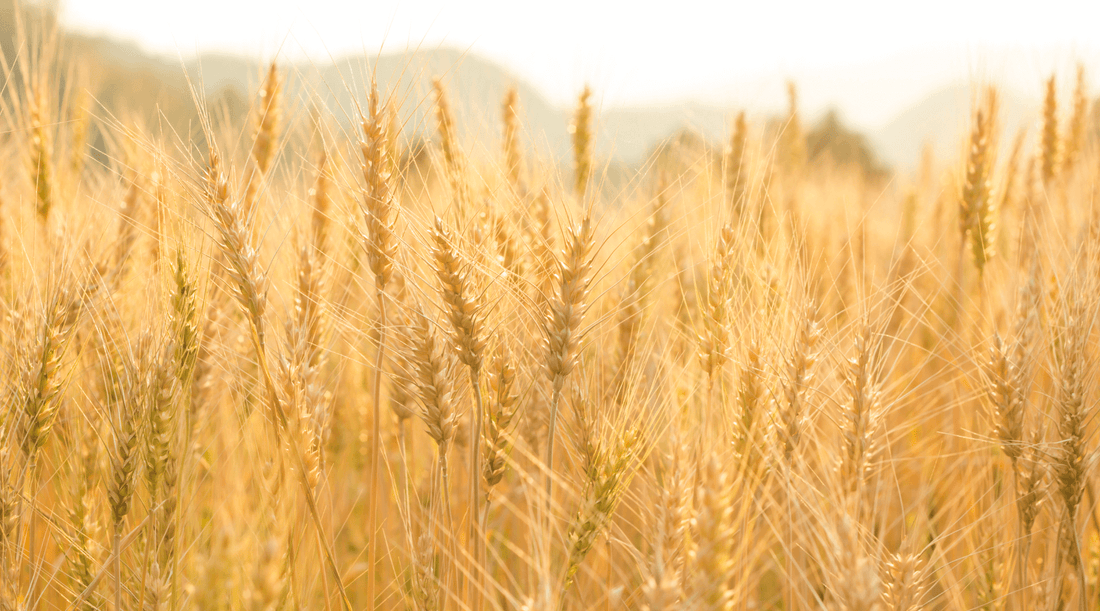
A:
[57,0,1100,127]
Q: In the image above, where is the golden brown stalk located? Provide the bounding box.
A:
[205,146,351,610]
[359,79,399,611]
[207,152,268,343]
[1051,291,1089,610]
[561,427,639,600]
[433,78,460,180]
[310,148,332,256]
[433,78,470,216]
[109,343,145,611]
[735,338,766,472]
[642,446,689,611]
[529,188,556,293]
[491,208,526,288]
[67,421,103,611]
[998,128,1026,224]
[725,111,749,218]
[242,60,281,226]
[986,334,1023,466]
[779,304,820,464]
[1063,65,1088,177]
[839,320,884,504]
[483,347,518,492]
[960,88,998,277]
[145,342,180,501]
[412,531,442,611]
[1040,75,1060,186]
[409,310,459,452]
[170,247,200,387]
[428,214,488,604]
[570,86,594,200]
[70,86,90,180]
[428,216,487,372]
[503,87,525,190]
[144,340,182,611]
[407,309,458,611]
[360,81,398,293]
[17,281,82,462]
[29,83,54,223]
[543,213,595,479]
[688,453,735,611]
[280,239,329,496]
[115,161,144,278]
[251,60,281,177]
[614,183,669,398]
[698,225,737,384]
[781,82,806,175]
[881,551,929,611]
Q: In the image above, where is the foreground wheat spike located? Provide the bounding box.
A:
[206,150,268,345]
[145,341,180,502]
[108,339,146,611]
[986,333,1025,468]
[725,111,749,218]
[204,145,351,610]
[433,77,469,215]
[1063,65,1088,176]
[642,447,688,611]
[735,338,766,471]
[688,453,735,611]
[1051,292,1089,607]
[16,281,81,462]
[881,550,928,611]
[483,347,518,492]
[782,81,806,174]
[170,247,201,387]
[360,80,399,610]
[407,309,458,611]
[840,320,883,502]
[562,426,639,600]
[360,80,398,292]
[570,86,593,199]
[960,88,998,277]
[616,181,668,378]
[69,86,90,179]
[699,224,737,385]
[28,83,53,223]
[542,213,595,487]
[1040,75,1060,185]
[65,420,102,611]
[310,143,332,254]
[503,87,525,190]
[251,60,281,177]
[428,213,489,605]
[779,304,820,464]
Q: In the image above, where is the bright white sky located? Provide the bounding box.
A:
[57,0,1100,127]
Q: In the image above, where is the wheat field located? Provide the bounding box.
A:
[1,16,1100,611]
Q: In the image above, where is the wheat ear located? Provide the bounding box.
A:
[428,214,488,607]
[359,79,398,611]
[543,213,595,495]
[205,147,352,610]
[570,86,593,200]
[503,87,525,191]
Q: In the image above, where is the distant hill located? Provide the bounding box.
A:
[0,0,899,179]
[184,49,736,167]
[869,82,1037,170]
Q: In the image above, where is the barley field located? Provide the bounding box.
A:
[1,14,1100,611]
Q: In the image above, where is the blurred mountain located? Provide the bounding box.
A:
[869,82,1038,170]
[3,0,895,178]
